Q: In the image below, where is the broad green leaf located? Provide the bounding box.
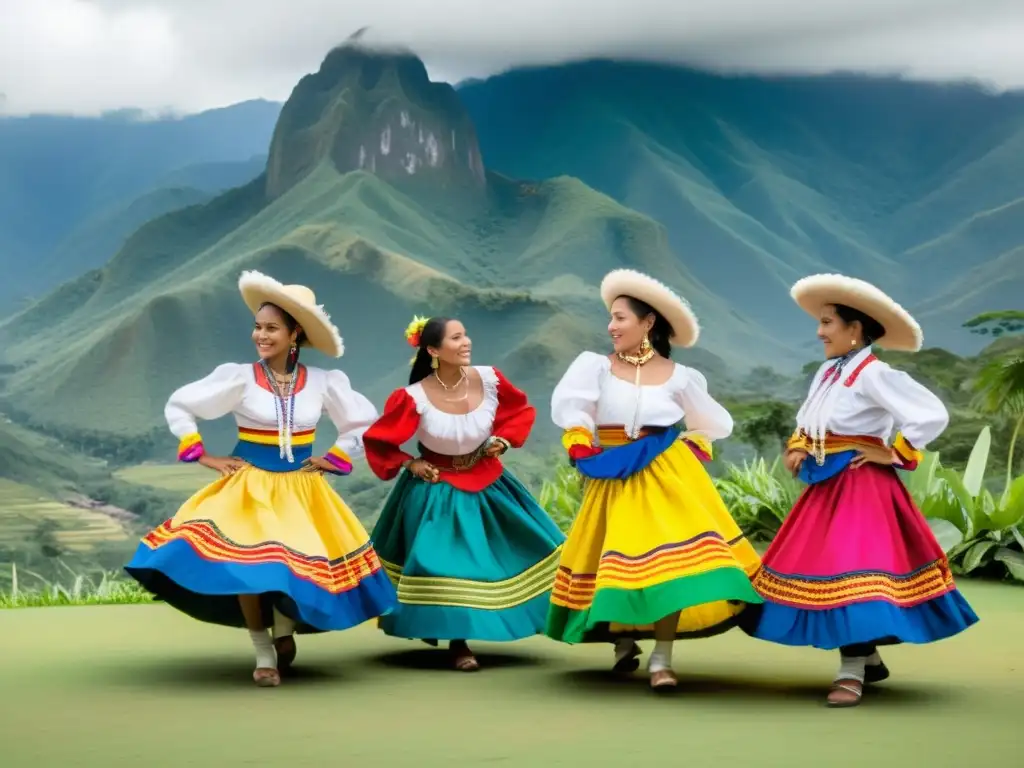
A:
[921,487,969,533]
[904,451,941,505]
[993,547,1024,582]
[960,539,998,573]
[927,518,964,554]
[936,468,986,533]
[1011,525,1024,552]
[989,474,1024,530]
[962,426,991,497]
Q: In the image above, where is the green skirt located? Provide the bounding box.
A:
[370,469,565,642]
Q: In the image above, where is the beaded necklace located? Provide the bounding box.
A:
[260,359,297,463]
[797,349,860,466]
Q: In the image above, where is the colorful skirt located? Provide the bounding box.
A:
[546,427,763,644]
[124,466,397,633]
[370,469,566,642]
[744,461,979,650]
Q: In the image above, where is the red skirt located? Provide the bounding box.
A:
[744,463,978,650]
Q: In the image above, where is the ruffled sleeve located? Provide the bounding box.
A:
[859,363,949,470]
[550,351,605,460]
[489,368,536,449]
[163,363,248,462]
[673,366,734,457]
[363,388,421,481]
[321,369,380,474]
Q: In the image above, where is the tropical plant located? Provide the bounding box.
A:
[712,457,802,542]
[969,351,1024,501]
[915,427,1024,582]
[963,310,1024,338]
[538,463,584,534]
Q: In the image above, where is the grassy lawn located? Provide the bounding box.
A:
[1,581,1021,766]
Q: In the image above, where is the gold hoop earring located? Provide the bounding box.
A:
[640,331,652,354]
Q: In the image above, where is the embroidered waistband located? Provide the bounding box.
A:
[238,427,316,446]
[418,443,486,472]
[596,424,669,447]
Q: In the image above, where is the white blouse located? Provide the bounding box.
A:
[163,362,379,459]
[404,365,499,455]
[796,346,949,449]
[550,351,733,443]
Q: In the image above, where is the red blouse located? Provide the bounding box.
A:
[363,368,535,493]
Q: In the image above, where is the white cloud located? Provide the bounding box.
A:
[2,0,1023,115]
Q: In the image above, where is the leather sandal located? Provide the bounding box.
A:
[451,647,480,672]
[253,667,281,687]
[649,669,678,691]
[274,635,296,672]
[826,679,863,707]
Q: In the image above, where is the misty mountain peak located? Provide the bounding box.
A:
[265,42,486,198]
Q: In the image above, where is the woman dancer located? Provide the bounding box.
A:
[546,269,763,691]
[362,315,565,671]
[125,271,397,687]
[743,273,979,708]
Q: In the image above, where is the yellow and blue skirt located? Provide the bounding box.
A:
[124,428,397,632]
[546,425,763,643]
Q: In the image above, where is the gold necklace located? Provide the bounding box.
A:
[434,368,467,391]
[617,339,655,439]
[434,368,469,403]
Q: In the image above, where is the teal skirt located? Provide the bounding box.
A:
[370,470,566,642]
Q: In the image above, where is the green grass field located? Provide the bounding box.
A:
[113,463,210,495]
[1,580,1020,766]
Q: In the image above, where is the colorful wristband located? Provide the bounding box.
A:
[177,433,204,463]
[324,447,353,475]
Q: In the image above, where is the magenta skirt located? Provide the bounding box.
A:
[743,462,978,650]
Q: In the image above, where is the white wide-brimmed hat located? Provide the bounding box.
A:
[238,270,344,357]
[600,269,700,347]
[790,273,922,352]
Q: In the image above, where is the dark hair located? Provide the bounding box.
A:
[409,316,453,385]
[832,303,885,347]
[621,296,672,359]
[258,302,307,373]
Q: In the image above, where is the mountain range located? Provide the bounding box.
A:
[1,43,1022,460]
[0,100,281,312]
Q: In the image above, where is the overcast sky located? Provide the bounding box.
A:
[3,0,1024,116]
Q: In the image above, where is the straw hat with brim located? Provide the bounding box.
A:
[600,269,700,348]
[238,270,345,358]
[790,273,923,352]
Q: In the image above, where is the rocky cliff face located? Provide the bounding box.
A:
[265,43,486,198]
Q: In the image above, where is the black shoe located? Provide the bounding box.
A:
[864,661,889,684]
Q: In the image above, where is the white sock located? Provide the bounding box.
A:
[272,607,296,639]
[866,650,882,666]
[647,640,674,673]
[614,637,637,662]
[834,654,867,684]
[249,629,277,669]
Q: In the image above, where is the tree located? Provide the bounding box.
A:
[963,310,1024,338]
[736,401,797,457]
[970,344,1024,500]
